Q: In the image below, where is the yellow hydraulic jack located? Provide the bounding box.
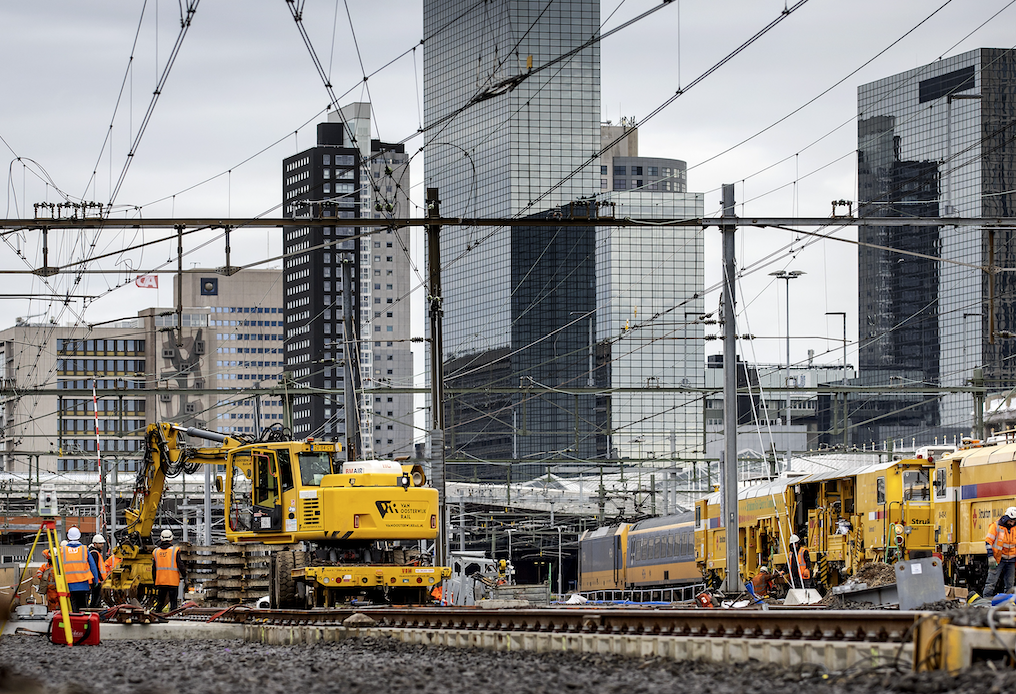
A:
[0,521,74,646]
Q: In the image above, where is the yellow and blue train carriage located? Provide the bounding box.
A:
[626,511,698,588]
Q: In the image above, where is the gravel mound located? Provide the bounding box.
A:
[1,633,1015,694]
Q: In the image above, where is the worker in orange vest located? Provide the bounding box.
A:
[35,549,59,612]
[104,545,122,578]
[60,526,100,612]
[152,529,186,612]
[88,533,107,608]
[983,507,1016,597]
[788,534,813,590]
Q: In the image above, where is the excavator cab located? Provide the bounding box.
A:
[252,450,282,532]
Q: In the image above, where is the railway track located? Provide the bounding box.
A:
[172,604,920,643]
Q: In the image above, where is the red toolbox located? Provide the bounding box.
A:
[50,612,100,645]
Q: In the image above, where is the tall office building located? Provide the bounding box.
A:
[857,48,1016,442]
[282,103,415,457]
[597,123,704,461]
[424,0,600,473]
[423,0,600,359]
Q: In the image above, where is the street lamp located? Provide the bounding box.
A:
[826,311,847,448]
[769,270,805,470]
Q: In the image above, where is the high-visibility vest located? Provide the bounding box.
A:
[90,548,106,581]
[794,546,811,580]
[153,546,181,586]
[104,554,121,577]
[61,544,93,585]
[985,521,1016,561]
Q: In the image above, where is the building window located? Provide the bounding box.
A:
[613,179,627,190]
[613,165,626,176]
[648,166,658,176]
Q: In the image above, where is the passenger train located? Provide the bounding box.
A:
[577,440,1015,594]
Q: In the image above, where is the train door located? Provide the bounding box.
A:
[901,465,933,555]
[252,450,282,532]
[613,528,623,589]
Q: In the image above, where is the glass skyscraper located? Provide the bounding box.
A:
[857,48,1016,441]
[597,125,704,462]
[423,0,600,359]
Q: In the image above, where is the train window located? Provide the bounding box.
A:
[934,468,946,499]
[904,469,930,500]
[877,477,886,504]
[695,506,701,527]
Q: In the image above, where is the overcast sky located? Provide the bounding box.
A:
[1,0,1013,371]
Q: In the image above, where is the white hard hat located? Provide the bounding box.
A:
[92,533,105,544]
[789,534,800,544]
[67,527,81,541]
[1006,507,1016,519]
[160,529,174,541]
[759,566,769,572]
[60,540,69,547]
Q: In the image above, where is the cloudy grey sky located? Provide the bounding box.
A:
[1,0,1013,369]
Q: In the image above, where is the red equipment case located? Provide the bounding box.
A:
[50,612,101,645]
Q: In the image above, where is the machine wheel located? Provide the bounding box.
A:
[271,550,298,609]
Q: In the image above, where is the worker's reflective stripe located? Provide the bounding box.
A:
[796,547,811,580]
[153,546,181,586]
[60,545,92,585]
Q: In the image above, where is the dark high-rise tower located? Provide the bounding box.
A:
[857,48,1016,441]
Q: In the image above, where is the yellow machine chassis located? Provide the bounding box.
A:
[298,565,451,591]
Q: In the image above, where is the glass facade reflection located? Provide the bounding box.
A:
[597,184,704,462]
[423,0,600,357]
[857,48,1016,441]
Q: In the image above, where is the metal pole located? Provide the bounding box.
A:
[427,188,447,568]
[557,526,563,597]
[721,184,741,594]
[771,270,804,470]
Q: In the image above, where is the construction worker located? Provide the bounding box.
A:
[152,529,186,612]
[87,533,107,608]
[35,549,59,612]
[983,506,1016,597]
[788,534,813,589]
[60,526,100,612]
[104,543,122,579]
[749,566,782,598]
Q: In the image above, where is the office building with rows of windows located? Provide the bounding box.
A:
[282,103,415,457]
[0,270,287,475]
[856,48,1016,442]
[424,0,600,475]
[597,123,704,462]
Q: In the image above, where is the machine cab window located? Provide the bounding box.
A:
[877,476,886,504]
[934,468,946,499]
[903,469,930,501]
[298,452,334,486]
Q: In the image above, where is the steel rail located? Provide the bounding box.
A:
[171,606,919,643]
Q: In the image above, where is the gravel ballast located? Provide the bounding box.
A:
[1,634,1015,694]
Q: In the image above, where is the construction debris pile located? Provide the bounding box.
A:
[818,562,897,608]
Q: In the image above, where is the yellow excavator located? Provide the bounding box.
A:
[105,422,449,606]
